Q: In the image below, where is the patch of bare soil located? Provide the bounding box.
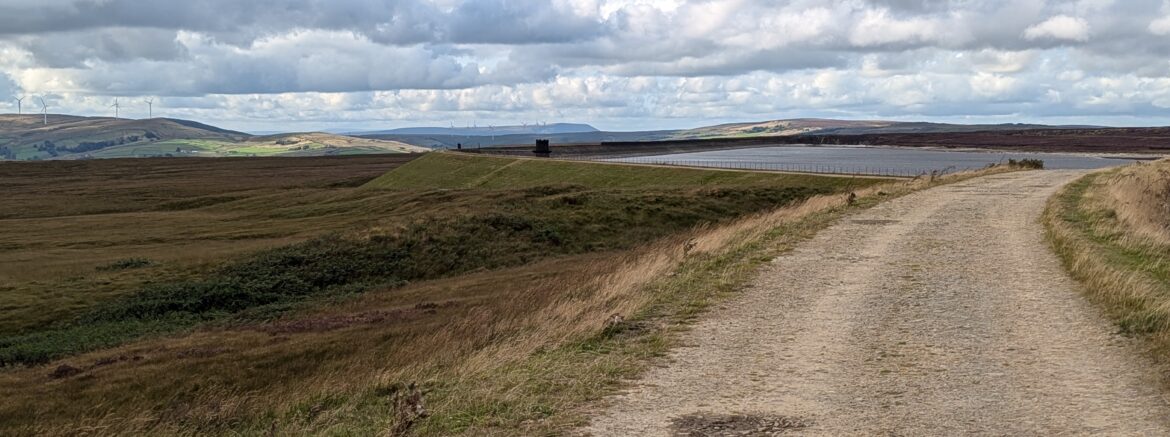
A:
[670,413,809,436]
[585,170,1170,435]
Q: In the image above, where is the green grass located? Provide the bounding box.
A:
[365,152,873,191]
[1046,169,1170,336]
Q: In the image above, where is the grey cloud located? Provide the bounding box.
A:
[0,0,600,46]
[2,0,1170,129]
[12,28,187,68]
[0,72,18,100]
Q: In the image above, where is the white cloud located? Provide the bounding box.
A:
[1150,16,1170,35]
[849,9,942,47]
[1023,15,1091,42]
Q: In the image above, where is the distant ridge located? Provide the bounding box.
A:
[0,114,424,160]
[677,118,1103,138]
[360,118,1110,149]
[353,123,599,136]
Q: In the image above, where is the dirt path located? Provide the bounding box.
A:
[585,170,1170,436]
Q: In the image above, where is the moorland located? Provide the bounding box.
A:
[0,152,885,435]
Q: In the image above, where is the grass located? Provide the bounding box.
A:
[0,152,899,435]
[0,154,419,336]
[365,152,868,190]
[1,179,837,365]
[1045,160,1170,341]
[1,152,1019,436]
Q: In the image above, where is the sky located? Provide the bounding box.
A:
[0,0,1169,133]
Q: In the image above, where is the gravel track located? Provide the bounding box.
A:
[585,170,1170,436]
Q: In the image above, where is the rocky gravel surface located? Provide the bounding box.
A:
[585,170,1170,436]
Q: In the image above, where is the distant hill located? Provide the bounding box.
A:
[676,118,1101,138]
[361,130,678,149]
[364,118,1108,149]
[0,115,425,160]
[353,123,599,137]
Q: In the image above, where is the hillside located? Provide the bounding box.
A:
[0,153,877,435]
[0,115,425,160]
[674,118,1100,138]
[353,122,598,136]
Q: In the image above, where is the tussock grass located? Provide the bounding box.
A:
[0,153,1010,435]
[1045,159,1170,346]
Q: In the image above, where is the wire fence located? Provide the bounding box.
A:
[568,155,965,178]
[470,150,972,178]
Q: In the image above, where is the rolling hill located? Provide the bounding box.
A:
[352,122,599,136]
[673,118,1099,138]
[0,115,426,160]
[360,118,1108,149]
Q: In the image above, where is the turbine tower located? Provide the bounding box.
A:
[144,98,154,118]
[111,98,120,119]
[38,98,48,125]
[15,96,24,115]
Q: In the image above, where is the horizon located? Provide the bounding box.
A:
[2,1,1170,132]
[1,112,1165,136]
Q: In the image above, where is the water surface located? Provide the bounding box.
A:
[609,146,1138,177]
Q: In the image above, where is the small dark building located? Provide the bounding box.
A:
[533,139,551,157]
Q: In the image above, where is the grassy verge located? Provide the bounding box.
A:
[1044,161,1170,347]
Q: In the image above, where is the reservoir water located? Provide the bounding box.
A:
[608,145,1140,177]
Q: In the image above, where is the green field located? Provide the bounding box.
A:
[0,153,887,435]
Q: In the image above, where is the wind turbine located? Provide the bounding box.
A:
[110,98,120,119]
[144,98,153,118]
[37,98,48,125]
[15,96,24,115]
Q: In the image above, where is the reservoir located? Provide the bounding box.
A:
[608,145,1142,177]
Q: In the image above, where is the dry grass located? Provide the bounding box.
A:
[0,155,419,335]
[0,154,1006,435]
[1045,159,1170,353]
[1100,161,1170,244]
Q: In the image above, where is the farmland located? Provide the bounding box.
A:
[0,152,884,435]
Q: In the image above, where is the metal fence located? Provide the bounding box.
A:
[471,150,974,178]
[557,154,963,178]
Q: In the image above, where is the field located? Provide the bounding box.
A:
[1046,159,1170,349]
[0,152,887,435]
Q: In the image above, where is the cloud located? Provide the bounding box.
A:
[1024,15,1091,41]
[1151,15,1170,35]
[1,0,1169,130]
[0,72,18,100]
[848,9,943,47]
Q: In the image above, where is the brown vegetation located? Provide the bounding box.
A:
[477,127,1170,157]
[0,155,418,334]
[0,153,1008,435]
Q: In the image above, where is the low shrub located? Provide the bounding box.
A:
[1008,158,1045,169]
[96,258,155,271]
